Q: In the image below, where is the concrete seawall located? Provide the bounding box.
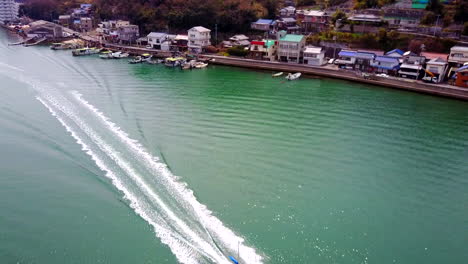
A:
[203,55,468,101]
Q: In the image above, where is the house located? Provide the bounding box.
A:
[171,34,188,52]
[222,34,250,48]
[188,26,211,53]
[147,32,168,49]
[80,17,93,32]
[385,49,404,58]
[279,6,296,17]
[277,31,306,63]
[448,46,468,67]
[455,65,468,88]
[303,46,326,66]
[424,57,448,83]
[248,39,277,61]
[251,19,274,31]
[344,14,383,33]
[370,56,400,75]
[335,50,357,69]
[276,17,300,33]
[354,51,376,71]
[383,9,423,29]
[116,24,139,44]
[398,51,426,79]
[58,15,72,28]
[303,10,329,33]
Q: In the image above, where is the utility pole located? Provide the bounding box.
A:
[434,14,440,37]
[215,23,218,46]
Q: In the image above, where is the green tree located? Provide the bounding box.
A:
[421,12,436,25]
[426,0,443,15]
[463,22,468,36]
[331,9,347,29]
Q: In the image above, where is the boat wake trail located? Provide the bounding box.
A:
[0,64,263,264]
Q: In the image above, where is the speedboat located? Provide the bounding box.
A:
[129,56,143,64]
[272,72,283,77]
[99,51,113,59]
[72,47,101,56]
[285,72,301,80]
[111,51,129,59]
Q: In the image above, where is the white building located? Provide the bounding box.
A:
[448,46,468,67]
[303,46,326,66]
[424,57,448,83]
[188,26,211,53]
[0,0,18,23]
[147,32,168,49]
[277,31,306,63]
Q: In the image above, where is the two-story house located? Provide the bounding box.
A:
[279,6,296,17]
[370,56,400,75]
[424,57,448,83]
[147,32,168,49]
[383,9,424,30]
[277,31,306,63]
[116,24,139,44]
[398,51,426,79]
[303,10,329,33]
[248,39,277,61]
[188,26,211,53]
[303,46,326,66]
[448,46,468,67]
[335,50,357,69]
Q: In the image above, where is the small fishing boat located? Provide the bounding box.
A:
[72,47,101,56]
[141,53,153,62]
[272,72,283,77]
[129,56,143,64]
[112,52,129,59]
[195,62,208,69]
[99,51,113,59]
[164,57,186,67]
[50,43,73,50]
[285,72,301,81]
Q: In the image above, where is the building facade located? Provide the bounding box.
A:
[248,39,277,61]
[277,32,305,63]
[147,32,168,49]
[0,0,18,23]
[188,26,211,53]
[303,46,326,66]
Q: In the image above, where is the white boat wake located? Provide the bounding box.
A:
[0,64,264,264]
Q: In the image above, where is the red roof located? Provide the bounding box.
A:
[421,52,449,60]
[251,41,265,46]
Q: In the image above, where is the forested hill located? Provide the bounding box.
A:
[20,0,280,33]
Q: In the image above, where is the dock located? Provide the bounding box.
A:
[203,55,468,101]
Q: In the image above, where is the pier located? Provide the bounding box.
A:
[203,55,468,101]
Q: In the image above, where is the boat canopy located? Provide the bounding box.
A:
[142,53,151,56]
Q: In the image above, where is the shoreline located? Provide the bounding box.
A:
[202,55,468,101]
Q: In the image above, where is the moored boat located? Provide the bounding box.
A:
[164,57,186,67]
[194,62,208,69]
[129,56,143,64]
[272,72,283,77]
[72,47,101,56]
[112,52,129,59]
[285,72,301,80]
[99,51,113,59]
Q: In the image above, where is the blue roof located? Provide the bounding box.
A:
[456,65,468,72]
[338,50,356,57]
[375,56,400,63]
[386,49,404,55]
[255,19,273,25]
[355,52,375,59]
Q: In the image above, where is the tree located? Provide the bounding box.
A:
[421,12,436,25]
[331,9,347,29]
[454,1,468,23]
[426,0,443,15]
[463,22,468,36]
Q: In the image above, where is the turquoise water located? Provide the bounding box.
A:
[1,29,468,264]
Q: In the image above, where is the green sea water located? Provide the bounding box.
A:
[1,29,468,264]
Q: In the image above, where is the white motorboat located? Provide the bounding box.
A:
[111,51,129,59]
[272,72,283,77]
[285,72,301,80]
[195,62,208,69]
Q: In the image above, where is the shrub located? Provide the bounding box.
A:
[227,46,249,57]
